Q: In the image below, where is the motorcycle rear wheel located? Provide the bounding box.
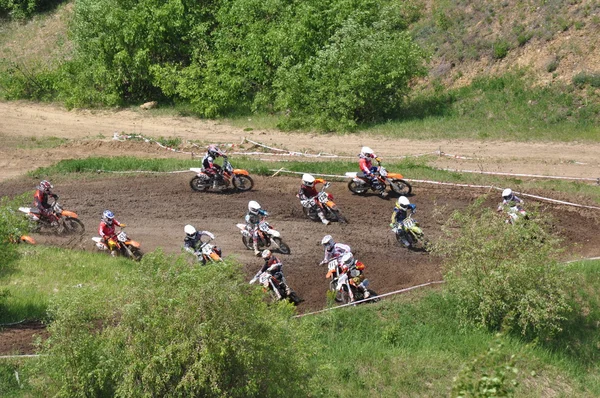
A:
[190,176,210,192]
[273,237,291,254]
[389,179,412,196]
[63,218,85,235]
[233,175,254,191]
[347,180,369,195]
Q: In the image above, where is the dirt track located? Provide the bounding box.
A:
[3,172,600,316]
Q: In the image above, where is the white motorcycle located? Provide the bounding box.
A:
[497,204,527,225]
[235,221,291,254]
[250,271,302,305]
[91,229,143,261]
[334,272,378,305]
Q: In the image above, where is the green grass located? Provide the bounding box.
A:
[0,135,68,149]
[0,246,138,324]
[28,156,600,205]
[1,247,599,396]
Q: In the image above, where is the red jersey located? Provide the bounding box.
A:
[98,220,122,240]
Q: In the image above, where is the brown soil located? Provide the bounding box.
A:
[1,101,599,356]
[2,171,600,355]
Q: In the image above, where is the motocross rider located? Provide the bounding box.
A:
[250,250,291,295]
[298,173,330,225]
[321,235,352,265]
[358,146,387,198]
[246,200,269,256]
[202,145,226,187]
[339,252,370,300]
[390,196,416,247]
[183,224,221,262]
[98,210,126,256]
[497,188,524,211]
[33,180,59,226]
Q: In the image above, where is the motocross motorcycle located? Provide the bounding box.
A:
[190,157,254,192]
[335,272,379,305]
[345,161,412,196]
[236,221,291,254]
[92,228,143,261]
[392,214,429,250]
[250,271,302,305]
[324,257,345,302]
[19,200,85,235]
[193,238,223,265]
[299,182,347,223]
[497,204,527,225]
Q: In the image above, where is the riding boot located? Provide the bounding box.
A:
[318,212,330,225]
[253,241,260,256]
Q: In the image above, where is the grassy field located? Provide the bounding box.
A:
[1,245,599,396]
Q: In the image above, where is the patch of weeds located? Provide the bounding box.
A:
[492,39,510,60]
[546,56,560,73]
[573,72,600,88]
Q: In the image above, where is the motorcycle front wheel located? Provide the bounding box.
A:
[389,179,412,196]
[330,208,348,224]
[241,235,254,250]
[302,207,320,222]
[347,180,369,195]
[233,175,254,191]
[129,247,144,261]
[273,237,291,254]
[190,176,210,192]
[62,218,85,235]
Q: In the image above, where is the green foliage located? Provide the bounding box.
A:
[37,251,313,397]
[0,194,31,268]
[572,72,600,88]
[492,39,510,60]
[434,198,574,339]
[451,336,519,398]
[0,0,65,19]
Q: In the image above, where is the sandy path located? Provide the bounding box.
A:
[1,101,599,182]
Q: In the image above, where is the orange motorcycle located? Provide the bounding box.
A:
[190,157,253,192]
[345,161,412,196]
[298,182,347,223]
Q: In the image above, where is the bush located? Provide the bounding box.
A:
[37,251,314,397]
[492,40,510,60]
[433,198,573,340]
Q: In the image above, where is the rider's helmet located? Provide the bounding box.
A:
[302,173,315,187]
[39,180,53,193]
[361,146,375,158]
[396,196,411,211]
[248,200,262,215]
[184,224,197,239]
[207,145,223,158]
[321,234,334,250]
[340,252,355,270]
[102,210,115,226]
[502,188,513,201]
[261,249,272,259]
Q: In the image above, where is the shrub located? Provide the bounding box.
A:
[492,40,510,60]
[433,198,573,340]
[38,251,314,397]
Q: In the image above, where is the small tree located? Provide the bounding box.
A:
[433,198,573,340]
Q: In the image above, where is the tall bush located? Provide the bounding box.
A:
[434,198,573,340]
[38,251,314,397]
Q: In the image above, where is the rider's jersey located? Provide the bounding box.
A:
[323,242,351,263]
[183,231,215,251]
[33,189,57,211]
[297,179,326,201]
[98,219,122,240]
[391,204,417,224]
[358,155,375,175]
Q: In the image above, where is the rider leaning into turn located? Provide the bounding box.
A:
[251,249,291,295]
[358,146,387,198]
[202,145,226,187]
[298,173,330,225]
[339,252,370,300]
[98,210,126,256]
[33,180,59,226]
[245,200,269,256]
[390,196,416,247]
[183,224,220,260]
[321,234,352,264]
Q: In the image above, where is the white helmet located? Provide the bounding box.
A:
[302,173,315,187]
[321,234,334,247]
[502,188,513,201]
[261,249,272,259]
[397,196,410,210]
[341,252,354,267]
[361,146,374,157]
[184,224,196,238]
[248,200,261,214]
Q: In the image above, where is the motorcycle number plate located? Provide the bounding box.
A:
[201,245,213,255]
[259,273,270,284]
[328,260,338,271]
[117,232,128,242]
[379,167,388,177]
[259,222,270,232]
[318,192,329,202]
[404,219,415,229]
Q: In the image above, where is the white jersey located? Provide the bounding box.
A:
[323,243,351,263]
